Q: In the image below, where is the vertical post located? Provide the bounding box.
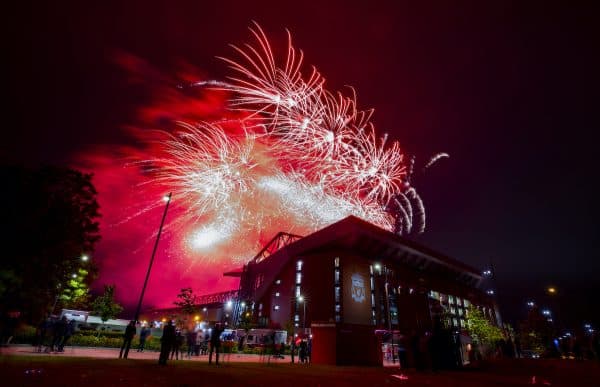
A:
[133,193,172,323]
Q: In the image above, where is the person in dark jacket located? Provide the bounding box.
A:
[159,320,176,365]
[209,323,224,365]
[137,325,150,352]
[119,321,136,359]
[51,316,67,352]
[58,319,75,352]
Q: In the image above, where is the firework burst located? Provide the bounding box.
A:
[147,22,443,258]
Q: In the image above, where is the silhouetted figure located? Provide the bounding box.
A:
[119,321,136,359]
[51,316,67,352]
[299,339,308,363]
[137,326,150,352]
[36,315,53,353]
[514,336,522,358]
[171,328,183,360]
[209,323,224,365]
[159,320,176,365]
[58,319,75,352]
[187,330,197,358]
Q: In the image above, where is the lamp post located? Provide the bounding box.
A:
[298,295,306,330]
[133,193,172,323]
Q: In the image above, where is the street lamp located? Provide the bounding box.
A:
[297,295,306,330]
[81,254,89,262]
[133,193,172,323]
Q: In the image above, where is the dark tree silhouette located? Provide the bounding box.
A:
[0,165,101,323]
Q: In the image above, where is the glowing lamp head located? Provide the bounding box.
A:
[162,194,171,203]
[547,286,557,295]
[71,273,77,278]
[81,255,89,262]
[297,295,304,302]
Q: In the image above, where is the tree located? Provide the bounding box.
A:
[465,305,504,357]
[91,285,123,333]
[174,287,197,326]
[0,165,101,323]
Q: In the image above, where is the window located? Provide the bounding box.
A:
[296,286,301,298]
[464,299,471,308]
[334,257,339,267]
[449,295,455,305]
[296,260,303,271]
[335,315,341,322]
[296,273,302,284]
[335,304,341,313]
[335,286,340,302]
[294,314,300,322]
[273,305,280,311]
[429,291,440,300]
[275,279,281,285]
[275,292,280,297]
[452,318,458,327]
[334,269,340,284]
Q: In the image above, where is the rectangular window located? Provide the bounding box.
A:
[334,257,340,267]
[296,286,301,298]
[335,304,341,313]
[449,295,455,305]
[335,315,341,322]
[456,297,463,307]
[296,273,302,284]
[296,260,303,271]
[464,299,470,307]
[335,286,341,302]
[429,291,440,300]
[275,279,281,285]
[334,269,340,284]
[452,318,458,327]
[273,305,280,311]
[294,314,300,322]
[275,292,280,297]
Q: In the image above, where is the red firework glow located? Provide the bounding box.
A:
[78,24,443,309]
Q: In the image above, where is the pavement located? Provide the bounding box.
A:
[0,344,307,364]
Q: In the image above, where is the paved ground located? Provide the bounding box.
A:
[2,345,600,386]
[1,344,291,363]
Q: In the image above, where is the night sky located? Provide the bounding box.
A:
[4,1,599,328]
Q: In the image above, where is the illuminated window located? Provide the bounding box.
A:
[335,286,340,302]
[273,305,280,311]
[297,260,303,271]
[296,286,301,298]
[334,257,339,267]
[452,318,458,327]
[275,292,280,297]
[458,308,464,316]
[294,314,300,322]
[334,269,340,284]
[449,295,455,305]
[456,297,463,307]
[335,315,341,322]
[335,304,341,313]
[296,273,302,284]
[275,279,281,285]
[464,299,471,308]
[430,291,440,300]
[259,303,263,310]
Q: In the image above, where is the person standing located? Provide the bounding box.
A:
[137,325,150,352]
[171,327,183,360]
[58,319,75,352]
[209,323,224,365]
[119,321,136,359]
[186,329,197,358]
[51,316,67,353]
[158,320,176,365]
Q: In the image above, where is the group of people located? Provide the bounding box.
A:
[35,315,75,353]
[156,321,224,365]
